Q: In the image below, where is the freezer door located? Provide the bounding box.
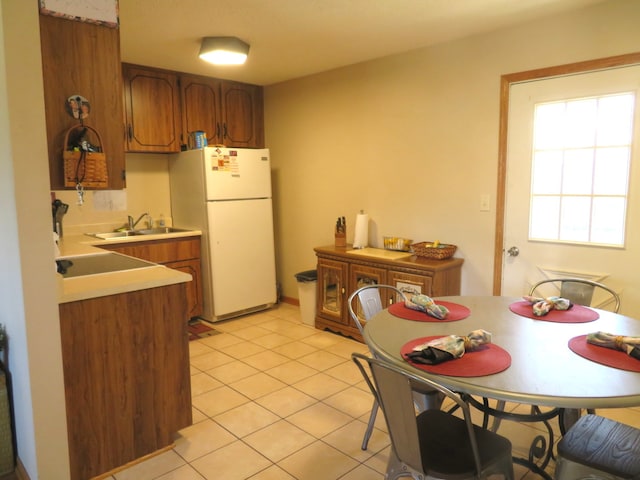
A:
[204,147,271,200]
[206,198,277,317]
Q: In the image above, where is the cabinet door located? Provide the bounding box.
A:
[166,259,203,318]
[123,64,181,152]
[349,264,387,328]
[40,14,125,189]
[220,81,265,148]
[317,258,348,325]
[180,74,223,145]
[388,270,433,298]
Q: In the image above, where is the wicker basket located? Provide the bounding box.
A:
[63,125,108,188]
[411,242,457,260]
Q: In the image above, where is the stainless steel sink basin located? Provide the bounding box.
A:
[86,227,192,240]
[135,227,191,235]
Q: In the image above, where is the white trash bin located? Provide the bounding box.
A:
[295,270,317,326]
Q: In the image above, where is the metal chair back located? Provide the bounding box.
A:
[529,278,620,313]
[352,353,514,480]
[347,284,407,335]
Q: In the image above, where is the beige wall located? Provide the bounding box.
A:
[1,1,70,477]
[54,154,173,234]
[265,0,640,300]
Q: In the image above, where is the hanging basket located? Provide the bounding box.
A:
[63,125,108,188]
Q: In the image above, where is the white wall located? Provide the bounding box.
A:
[1,0,70,477]
[264,0,640,301]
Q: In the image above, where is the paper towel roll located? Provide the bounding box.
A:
[353,212,369,249]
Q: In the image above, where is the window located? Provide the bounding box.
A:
[529,92,635,247]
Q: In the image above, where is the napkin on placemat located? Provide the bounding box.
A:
[523,295,572,316]
[405,294,449,319]
[586,331,640,360]
[404,329,491,365]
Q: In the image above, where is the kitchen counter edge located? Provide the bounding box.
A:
[56,230,202,304]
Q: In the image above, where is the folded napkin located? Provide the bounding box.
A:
[523,295,572,316]
[405,329,492,365]
[405,294,449,319]
[586,331,640,360]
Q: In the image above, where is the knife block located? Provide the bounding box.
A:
[335,232,346,247]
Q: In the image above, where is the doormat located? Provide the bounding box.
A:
[187,319,220,341]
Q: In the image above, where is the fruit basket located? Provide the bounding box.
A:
[383,236,413,251]
[411,241,457,259]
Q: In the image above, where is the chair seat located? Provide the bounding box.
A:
[556,414,640,480]
[419,409,513,479]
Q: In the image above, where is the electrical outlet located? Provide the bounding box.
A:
[480,194,490,212]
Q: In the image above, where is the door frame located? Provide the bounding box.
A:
[492,52,640,294]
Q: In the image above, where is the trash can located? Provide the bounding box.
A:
[295,270,317,326]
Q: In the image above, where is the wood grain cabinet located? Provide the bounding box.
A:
[59,282,192,480]
[180,73,265,148]
[39,14,126,189]
[315,246,463,341]
[100,236,203,318]
[122,64,182,153]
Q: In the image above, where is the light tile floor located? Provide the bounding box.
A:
[107,303,640,480]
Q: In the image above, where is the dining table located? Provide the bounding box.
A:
[363,295,640,478]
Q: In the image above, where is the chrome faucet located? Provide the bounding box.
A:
[128,212,151,230]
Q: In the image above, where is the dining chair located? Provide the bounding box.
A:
[348,284,445,451]
[555,414,640,480]
[352,352,515,480]
[528,278,620,313]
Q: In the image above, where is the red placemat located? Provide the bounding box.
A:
[568,335,640,372]
[509,301,599,323]
[388,301,470,322]
[400,336,511,377]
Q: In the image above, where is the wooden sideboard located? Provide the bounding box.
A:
[314,245,463,341]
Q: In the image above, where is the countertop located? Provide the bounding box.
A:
[56,229,202,304]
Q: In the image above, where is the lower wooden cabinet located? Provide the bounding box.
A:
[59,282,192,480]
[100,236,203,318]
[314,245,463,341]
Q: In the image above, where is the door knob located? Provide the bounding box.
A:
[506,246,519,257]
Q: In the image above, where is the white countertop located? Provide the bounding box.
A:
[56,229,202,304]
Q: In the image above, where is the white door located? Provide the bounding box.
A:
[502,66,640,316]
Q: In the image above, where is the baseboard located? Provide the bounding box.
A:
[280,296,299,306]
[14,458,29,480]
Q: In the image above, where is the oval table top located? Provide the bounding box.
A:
[364,295,640,409]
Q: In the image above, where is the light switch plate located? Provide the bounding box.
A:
[480,194,490,212]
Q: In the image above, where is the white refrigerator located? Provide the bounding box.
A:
[169,147,277,322]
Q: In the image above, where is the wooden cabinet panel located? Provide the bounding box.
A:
[99,236,203,317]
[39,14,125,189]
[220,80,264,148]
[179,74,264,148]
[166,259,203,318]
[59,282,192,480]
[388,270,432,297]
[316,257,348,326]
[315,246,463,341]
[123,64,181,152]
[180,74,222,144]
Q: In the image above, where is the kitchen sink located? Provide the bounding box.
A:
[135,227,191,235]
[86,227,192,240]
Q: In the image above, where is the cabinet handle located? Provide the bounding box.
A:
[127,124,133,141]
[216,123,221,139]
[341,287,346,295]
[223,123,228,139]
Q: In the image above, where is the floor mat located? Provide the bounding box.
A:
[187,319,220,341]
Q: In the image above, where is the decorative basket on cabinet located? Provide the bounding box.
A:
[411,242,457,260]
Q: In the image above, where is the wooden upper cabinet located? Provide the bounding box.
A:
[180,74,264,148]
[220,80,264,148]
[39,14,125,190]
[180,74,222,146]
[122,64,181,153]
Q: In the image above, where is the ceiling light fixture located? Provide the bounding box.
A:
[199,36,250,65]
